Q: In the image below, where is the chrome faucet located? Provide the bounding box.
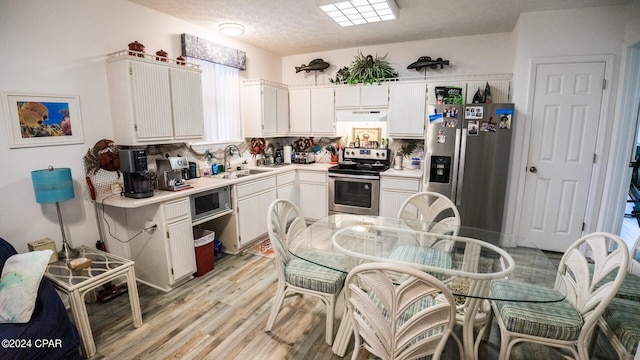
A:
[223,144,242,172]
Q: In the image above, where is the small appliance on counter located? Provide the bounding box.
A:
[156,157,192,191]
[119,149,154,198]
[293,151,315,164]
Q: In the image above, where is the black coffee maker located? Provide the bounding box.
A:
[119,149,153,198]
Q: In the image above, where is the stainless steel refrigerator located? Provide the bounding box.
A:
[424,103,514,232]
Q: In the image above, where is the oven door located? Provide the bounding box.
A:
[328,173,380,215]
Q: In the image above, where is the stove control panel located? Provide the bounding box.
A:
[343,147,389,160]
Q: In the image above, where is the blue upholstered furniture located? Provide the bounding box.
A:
[0,237,81,360]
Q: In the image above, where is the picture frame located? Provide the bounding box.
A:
[3,93,84,149]
[352,127,381,144]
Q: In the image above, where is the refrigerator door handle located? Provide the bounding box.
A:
[456,130,467,207]
[423,151,432,187]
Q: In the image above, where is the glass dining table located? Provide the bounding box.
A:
[287,214,566,360]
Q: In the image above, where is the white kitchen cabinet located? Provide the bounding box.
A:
[379,175,422,218]
[289,88,311,134]
[107,55,204,145]
[235,175,277,248]
[277,170,297,205]
[387,82,427,139]
[289,86,335,136]
[335,84,389,109]
[242,79,289,137]
[298,170,327,220]
[101,196,197,292]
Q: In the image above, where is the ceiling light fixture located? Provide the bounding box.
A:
[219,23,245,36]
[317,0,398,27]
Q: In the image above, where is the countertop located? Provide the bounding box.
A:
[99,163,332,209]
[380,167,423,179]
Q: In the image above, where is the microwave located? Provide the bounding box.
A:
[190,186,231,223]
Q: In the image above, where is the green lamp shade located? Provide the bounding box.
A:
[31,167,75,204]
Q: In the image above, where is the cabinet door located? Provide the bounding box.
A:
[241,83,262,138]
[276,88,289,135]
[379,190,415,218]
[388,82,427,138]
[237,189,277,246]
[361,84,389,107]
[170,68,204,140]
[277,182,297,206]
[299,183,327,220]
[289,88,311,134]
[130,61,173,141]
[311,87,335,135]
[166,217,197,283]
[262,86,278,136]
[335,86,360,108]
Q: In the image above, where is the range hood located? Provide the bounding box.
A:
[335,109,387,122]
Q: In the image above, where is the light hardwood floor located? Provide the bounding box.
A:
[84,248,621,360]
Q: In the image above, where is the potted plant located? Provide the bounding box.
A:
[345,51,397,85]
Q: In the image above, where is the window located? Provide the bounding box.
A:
[190,58,242,143]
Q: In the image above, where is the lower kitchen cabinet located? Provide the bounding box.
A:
[298,170,328,220]
[379,175,422,217]
[203,174,285,255]
[102,196,197,292]
[277,170,297,204]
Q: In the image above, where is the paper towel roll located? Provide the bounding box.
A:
[283,146,292,164]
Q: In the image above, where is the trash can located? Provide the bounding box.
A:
[193,228,215,277]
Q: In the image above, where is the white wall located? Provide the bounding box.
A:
[0,0,281,253]
[505,5,627,237]
[624,0,640,43]
[282,32,515,85]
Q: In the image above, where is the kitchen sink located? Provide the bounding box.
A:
[243,168,274,174]
[209,168,273,179]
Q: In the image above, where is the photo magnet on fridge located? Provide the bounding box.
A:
[465,106,483,120]
[496,108,513,130]
[481,116,497,132]
[468,121,479,136]
[429,112,444,124]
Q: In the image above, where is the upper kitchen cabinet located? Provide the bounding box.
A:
[107,53,204,145]
[289,86,334,136]
[242,79,289,138]
[334,84,389,109]
[387,82,427,139]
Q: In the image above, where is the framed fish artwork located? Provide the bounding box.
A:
[3,93,84,148]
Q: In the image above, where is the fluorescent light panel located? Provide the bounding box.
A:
[319,0,397,27]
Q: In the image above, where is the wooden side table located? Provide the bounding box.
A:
[44,246,143,358]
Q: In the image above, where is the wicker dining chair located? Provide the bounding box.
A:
[491,232,629,360]
[397,191,461,248]
[392,191,492,354]
[264,199,347,345]
[596,234,640,359]
[345,262,457,360]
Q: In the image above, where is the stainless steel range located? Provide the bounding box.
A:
[328,147,390,215]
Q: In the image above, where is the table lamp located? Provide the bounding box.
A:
[31,166,79,259]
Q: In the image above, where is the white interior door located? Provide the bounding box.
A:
[519,62,605,252]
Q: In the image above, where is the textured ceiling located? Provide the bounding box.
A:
[128,0,631,56]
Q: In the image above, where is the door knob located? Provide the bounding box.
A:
[529,166,537,173]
